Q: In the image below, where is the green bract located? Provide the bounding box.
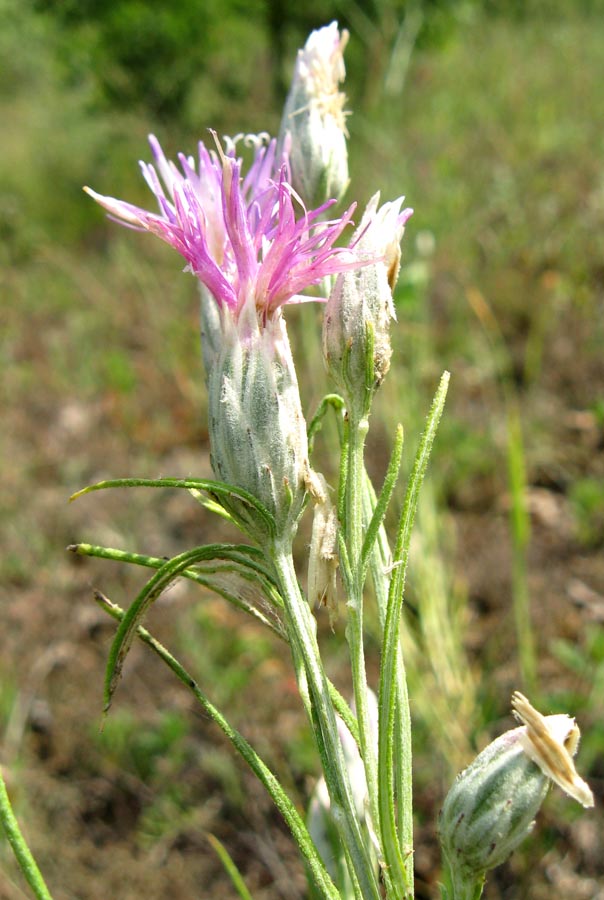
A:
[203,294,310,543]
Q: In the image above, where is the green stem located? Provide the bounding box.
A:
[270,543,382,900]
[448,866,486,900]
[361,469,410,855]
[0,767,54,900]
[95,593,339,900]
[342,411,380,848]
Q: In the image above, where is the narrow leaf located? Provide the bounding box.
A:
[360,424,404,578]
[67,543,283,612]
[0,769,54,900]
[378,371,449,894]
[70,477,276,539]
[104,543,260,711]
[307,394,345,452]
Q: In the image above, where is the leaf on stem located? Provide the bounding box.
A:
[360,423,404,578]
[70,476,276,541]
[69,542,287,639]
[103,543,279,712]
[377,370,450,895]
[94,592,341,900]
[307,393,346,454]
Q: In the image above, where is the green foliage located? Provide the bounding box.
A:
[570,478,604,548]
[182,603,275,711]
[14,0,509,136]
[94,707,205,848]
[30,0,270,125]
[1,0,146,255]
[96,708,190,781]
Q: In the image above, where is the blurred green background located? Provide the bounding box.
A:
[1,0,603,897]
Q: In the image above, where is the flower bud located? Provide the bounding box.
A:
[439,693,593,892]
[202,294,309,543]
[322,193,412,416]
[279,22,350,208]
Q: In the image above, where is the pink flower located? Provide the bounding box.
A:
[85,132,359,319]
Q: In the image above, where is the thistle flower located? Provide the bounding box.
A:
[85,132,358,321]
[439,693,593,895]
[323,192,413,416]
[280,21,350,208]
[85,133,362,542]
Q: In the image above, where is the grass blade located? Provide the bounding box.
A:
[206,833,255,900]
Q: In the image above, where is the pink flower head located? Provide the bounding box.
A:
[85,132,359,320]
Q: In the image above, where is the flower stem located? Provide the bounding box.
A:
[342,412,380,834]
[447,867,486,900]
[270,543,382,900]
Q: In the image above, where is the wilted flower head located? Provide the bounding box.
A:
[85,132,359,322]
[323,192,413,414]
[280,21,350,207]
[440,693,593,894]
[511,691,593,808]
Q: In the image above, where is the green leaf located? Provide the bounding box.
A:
[69,542,286,638]
[70,476,276,540]
[0,769,54,900]
[95,593,340,900]
[378,370,449,896]
[307,393,345,453]
[360,423,404,579]
[103,543,273,712]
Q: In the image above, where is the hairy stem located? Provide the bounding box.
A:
[270,543,382,900]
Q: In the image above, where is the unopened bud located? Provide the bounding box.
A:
[279,22,350,208]
[322,194,412,415]
[439,693,593,893]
